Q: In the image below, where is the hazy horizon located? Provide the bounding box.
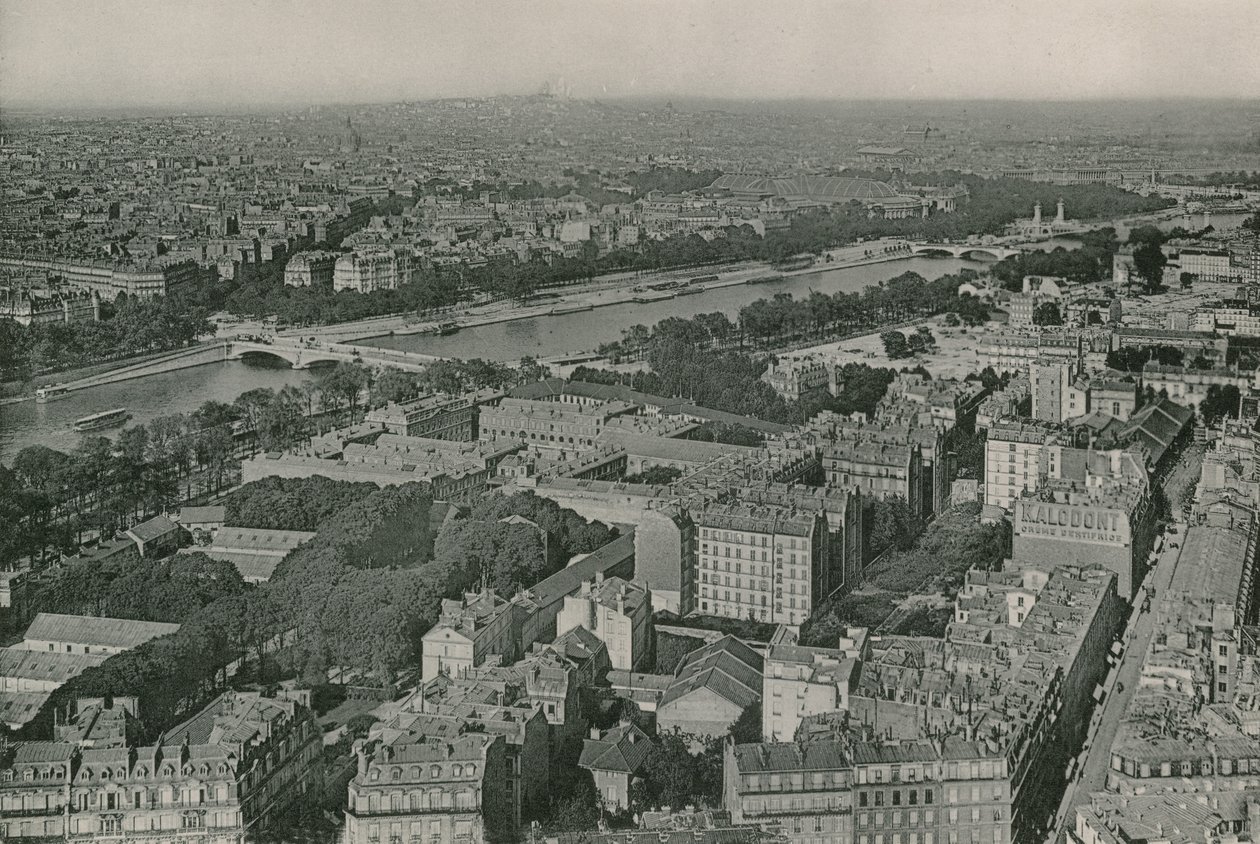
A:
[2,0,1259,110]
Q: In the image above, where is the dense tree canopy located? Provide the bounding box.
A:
[1032,301,1063,326]
[225,476,380,531]
[2,291,214,381]
[1106,344,1184,372]
[468,491,618,570]
[24,551,246,623]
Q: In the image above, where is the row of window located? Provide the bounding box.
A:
[858,808,937,829]
[858,761,1006,783]
[369,764,477,782]
[362,818,474,842]
[856,827,1003,844]
[859,788,935,807]
[698,600,771,621]
[481,427,594,447]
[699,529,775,546]
[701,556,773,573]
[1112,755,1260,778]
[355,789,479,813]
[82,811,209,836]
[699,587,807,610]
[699,572,809,595]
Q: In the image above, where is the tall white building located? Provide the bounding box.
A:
[693,503,829,626]
[1175,247,1236,282]
[984,419,1060,512]
[284,250,338,287]
[333,249,409,293]
[555,575,651,671]
[761,626,866,742]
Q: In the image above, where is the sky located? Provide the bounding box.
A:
[2,0,1258,109]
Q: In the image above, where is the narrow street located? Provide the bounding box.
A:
[1048,445,1203,839]
[1049,525,1184,838]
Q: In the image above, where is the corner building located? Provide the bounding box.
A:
[344,733,510,844]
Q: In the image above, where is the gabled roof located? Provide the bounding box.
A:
[579,721,654,774]
[0,647,106,682]
[660,635,763,710]
[23,613,180,650]
[550,625,607,664]
[125,514,180,543]
[524,531,635,611]
[177,506,226,524]
[205,526,315,554]
[1119,397,1193,465]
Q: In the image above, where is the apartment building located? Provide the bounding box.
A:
[421,589,520,681]
[813,414,941,516]
[1030,361,1078,423]
[282,250,337,286]
[0,287,100,325]
[762,356,831,401]
[836,564,1121,844]
[0,255,198,299]
[333,248,409,292]
[823,441,923,517]
[366,394,477,440]
[723,739,856,843]
[762,626,867,742]
[344,732,509,844]
[1074,790,1260,844]
[1011,449,1154,600]
[0,691,321,843]
[734,483,864,597]
[983,420,1062,512]
[388,682,550,829]
[1141,362,1255,410]
[693,503,829,626]
[725,734,1022,844]
[851,739,1013,844]
[555,575,652,671]
[1177,247,1237,282]
[1104,498,1260,794]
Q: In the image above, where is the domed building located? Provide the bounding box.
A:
[708,173,928,218]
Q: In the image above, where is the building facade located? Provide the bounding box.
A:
[333,249,409,293]
[693,504,829,626]
[283,250,338,287]
[344,733,509,844]
[1,691,321,843]
[421,590,520,681]
[366,394,477,440]
[555,575,652,671]
[983,420,1060,512]
[634,506,697,615]
[824,442,922,518]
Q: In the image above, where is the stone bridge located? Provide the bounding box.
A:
[45,338,446,397]
[226,338,442,372]
[907,242,1022,260]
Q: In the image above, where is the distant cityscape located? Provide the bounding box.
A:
[3,41,1260,844]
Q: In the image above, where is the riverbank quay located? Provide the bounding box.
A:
[283,242,917,345]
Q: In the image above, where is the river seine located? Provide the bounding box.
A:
[2,255,978,460]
